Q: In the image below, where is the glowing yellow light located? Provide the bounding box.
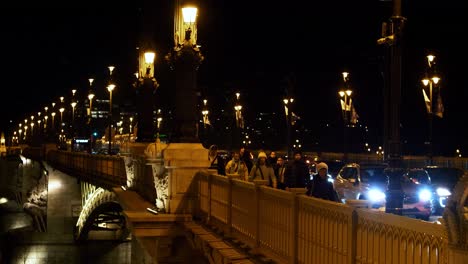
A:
[182,7,198,23]
[107,84,116,92]
[144,52,156,64]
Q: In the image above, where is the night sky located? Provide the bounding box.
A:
[0,1,466,155]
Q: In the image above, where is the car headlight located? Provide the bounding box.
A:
[436,187,451,197]
[418,189,432,202]
[368,189,386,202]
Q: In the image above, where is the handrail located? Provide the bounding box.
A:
[46,150,127,188]
[196,171,449,264]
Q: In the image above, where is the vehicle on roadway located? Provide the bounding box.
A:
[334,163,435,220]
[334,163,388,208]
[400,168,434,221]
[424,166,465,215]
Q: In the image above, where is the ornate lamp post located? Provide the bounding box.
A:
[234,92,244,148]
[44,115,48,131]
[51,112,56,132]
[129,116,133,142]
[201,99,209,128]
[88,78,95,122]
[24,126,28,142]
[107,66,116,155]
[421,54,442,165]
[283,97,294,159]
[71,102,77,128]
[165,4,204,143]
[234,93,243,129]
[134,49,158,142]
[59,97,65,127]
[18,127,22,144]
[378,0,406,215]
[339,71,352,161]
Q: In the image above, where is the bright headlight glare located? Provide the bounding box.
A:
[436,187,451,197]
[368,189,386,202]
[419,189,432,202]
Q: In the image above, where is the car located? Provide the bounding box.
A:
[334,163,388,208]
[400,168,434,221]
[424,166,465,215]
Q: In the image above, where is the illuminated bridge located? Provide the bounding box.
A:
[4,142,465,264]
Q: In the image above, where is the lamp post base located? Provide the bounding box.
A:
[384,167,405,215]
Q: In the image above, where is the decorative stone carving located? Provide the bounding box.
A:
[443,173,468,250]
[143,137,170,212]
[123,156,135,188]
[144,137,167,160]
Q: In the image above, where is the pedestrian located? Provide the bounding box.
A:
[267,151,278,166]
[307,162,340,202]
[225,151,249,180]
[240,146,254,173]
[283,150,310,189]
[208,144,225,175]
[273,156,287,190]
[249,151,276,188]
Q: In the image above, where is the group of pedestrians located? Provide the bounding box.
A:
[208,145,340,203]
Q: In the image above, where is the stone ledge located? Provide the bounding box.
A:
[181,221,258,264]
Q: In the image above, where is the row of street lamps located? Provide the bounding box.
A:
[6,3,444,163]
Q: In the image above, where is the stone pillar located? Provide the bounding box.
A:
[163,143,210,214]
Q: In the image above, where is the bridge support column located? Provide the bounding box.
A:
[163,143,210,214]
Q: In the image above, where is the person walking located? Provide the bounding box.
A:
[267,151,278,166]
[208,144,226,175]
[283,150,310,189]
[273,156,287,190]
[240,146,254,173]
[225,151,249,180]
[249,151,277,188]
[307,162,340,202]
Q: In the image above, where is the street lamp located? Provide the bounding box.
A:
[234,93,243,128]
[201,99,209,128]
[134,49,158,142]
[129,116,133,142]
[71,102,77,124]
[107,66,116,155]
[421,54,442,165]
[283,97,294,159]
[378,0,406,216]
[44,115,48,131]
[157,117,163,130]
[59,96,65,127]
[24,126,28,142]
[339,71,353,161]
[51,112,56,131]
[88,78,95,122]
[165,4,203,143]
[37,119,42,136]
[59,107,65,127]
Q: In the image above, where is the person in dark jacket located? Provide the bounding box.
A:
[308,162,340,202]
[240,146,253,173]
[283,150,310,189]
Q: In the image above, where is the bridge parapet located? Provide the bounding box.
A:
[195,171,456,263]
[47,150,127,188]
